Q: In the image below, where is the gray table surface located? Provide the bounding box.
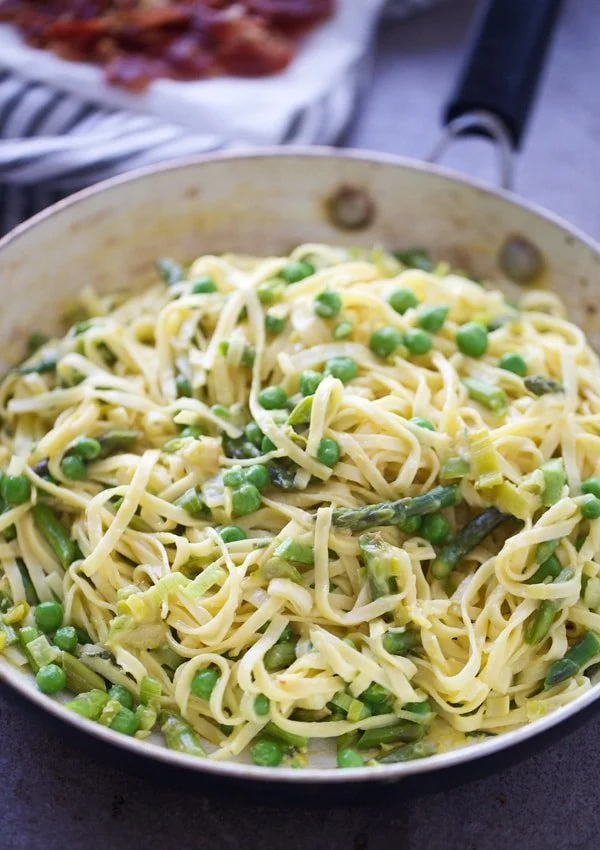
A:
[3,1,600,848]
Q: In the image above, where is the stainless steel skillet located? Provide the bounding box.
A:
[0,0,598,800]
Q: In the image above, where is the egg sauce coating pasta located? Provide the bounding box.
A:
[1,244,600,767]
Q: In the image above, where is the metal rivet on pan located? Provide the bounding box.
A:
[326,186,375,231]
[499,234,545,284]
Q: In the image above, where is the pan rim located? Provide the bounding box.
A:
[3,656,600,785]
[1,144,599,785]
[1,145,599,259]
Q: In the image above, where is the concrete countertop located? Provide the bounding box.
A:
[2,1,599,847]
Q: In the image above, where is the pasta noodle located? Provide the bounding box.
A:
[1,243,600,768]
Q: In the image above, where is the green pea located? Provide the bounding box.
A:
[581,495,600,520]
[109,706,140,736]
[299,370,323,397]
[404,328,432,355]
[258,386,288,410]
[410,416,435,431]
[317,437,341,467]
[257,280,285,305]
[211,404,230,419]
[456,322,488,357]
[324,356,357,384]
[108,684,134,710]
[1,474,31,506]
[314,290,342,319]
[399,515,422,535]
[191,668,220,700]
[53,625,78,653]
[421,513,450,544]
[223,467,245,488]
[582,477,600,499]
[280,261,315,284]
[60,454,87,481]
[175,373,193,398]
[71,437,102,460]
[370,326,403,358]
[333,321,353,340]
[34,601,64,633]
[180,425,203,439]
[244,422,264,448]
[254,694,270,716]
[337,748,364,768]
[389,288,418,314]
[251,737,283,767]
[277,624,294,644]
[261,436,277,453]
[245,464,269,490]
[240,346,255,368]
[498,352,527,376]
[191,276,217,294]
[417,305,448,332]
[265,312,286,334]
[220,525,247,543]
[36,663,66,695]
[231,483,262,517]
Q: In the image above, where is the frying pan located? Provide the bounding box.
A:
[1,0,598,801]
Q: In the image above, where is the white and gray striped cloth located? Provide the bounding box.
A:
[0,0,446,234]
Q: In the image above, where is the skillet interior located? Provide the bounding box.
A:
[1,148,600,789]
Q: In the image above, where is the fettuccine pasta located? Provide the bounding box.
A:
[1,243,600,769]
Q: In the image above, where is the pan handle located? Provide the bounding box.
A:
[429,0,564,188]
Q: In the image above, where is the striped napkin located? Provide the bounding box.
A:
[0,0,446,234]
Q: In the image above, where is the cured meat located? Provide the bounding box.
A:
[0,0,335,90]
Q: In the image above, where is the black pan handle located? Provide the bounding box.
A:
[443,0,564,150]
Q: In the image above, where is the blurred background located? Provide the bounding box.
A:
[0,0,598,237]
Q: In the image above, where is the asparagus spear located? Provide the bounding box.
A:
[524,376,564,396]
[98,430,139,458]
[526,553,562,585]
[430,507,511,579]
[31,504,76,569]
[525,567,573,645]
[358,721,423,750]
[267,462,298,490]
[16,357,58,375]
[223,436,261,460]
[264,722,308,749]
[62,651,107,694]
[544,630,600,689]
[332,485,460,532]
[159,711,206,757]
[263,641,297,672]
[534,539,560,565]
[393,248,435,271]
[382,628,420,655]
[359,534,397,600]
[377,741,437,763]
